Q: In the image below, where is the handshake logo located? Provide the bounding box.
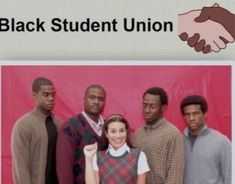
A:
[178,3,234,54]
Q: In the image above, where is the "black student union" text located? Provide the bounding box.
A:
[0,18,173,32]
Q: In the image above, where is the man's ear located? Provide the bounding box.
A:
[32,92,37,100]
[161,104,167,113]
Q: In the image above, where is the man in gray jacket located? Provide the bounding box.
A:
[180,95,231,184]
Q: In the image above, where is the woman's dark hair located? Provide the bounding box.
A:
[99,114,133,150]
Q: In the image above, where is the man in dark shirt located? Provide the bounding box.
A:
[11,77,61,184]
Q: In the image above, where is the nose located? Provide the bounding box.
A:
[115,131,122,137]
[144,106,150,114]
[93,98,99,104]
[48,95,54,101]
[189,114,195,121]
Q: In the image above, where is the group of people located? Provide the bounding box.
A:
[11,77,231,184]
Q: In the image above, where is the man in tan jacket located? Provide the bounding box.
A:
[11,77,61,184]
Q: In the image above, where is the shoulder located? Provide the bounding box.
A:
[59,113,92,140]
[11,111,36,139]
[52,115,62,127]
[128,148,142,161]
[60,114,83,129]
[208,128,231,145]
[57,115,77,135]
[131,149,148,160]
[13,111,34,131]
[130,148,141,155]
[134,125,145,135]
[163,119,183,137]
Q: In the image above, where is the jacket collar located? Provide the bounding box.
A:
[32,107,53,119]
[144,117,165,130]
[184,123,209,138]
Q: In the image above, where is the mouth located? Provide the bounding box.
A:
[188,124,198,128]
[47,104,54,107]
[91,106,101,111]
[113,139,124,144]
[144,116,152,120]
[92,106,99,109]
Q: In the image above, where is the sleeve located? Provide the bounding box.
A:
[92,154,98,171]
[56,124,77,184]
[220,137,231,184]
[165,131,184,184]
[11,122,31,184]
[137,151,150,175]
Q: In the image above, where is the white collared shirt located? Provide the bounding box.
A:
[106,143,131,156]
[93,143,150,174]
[82,111,104,136]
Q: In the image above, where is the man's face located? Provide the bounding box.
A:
[33,85,56,113]
[84,87,105,116]
[183,104,206,135]
[143,94,164,124]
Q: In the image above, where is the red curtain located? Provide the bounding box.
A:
[2,65,231,184]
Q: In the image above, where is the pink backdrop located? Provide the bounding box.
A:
[1,65,231,184]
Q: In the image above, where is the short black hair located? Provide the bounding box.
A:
[143,87,168,105]
[85,84,106,97]
[180,95,208,115]
[32,77,53,93]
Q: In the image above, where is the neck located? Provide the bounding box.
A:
[147,115,163,126]
[189,123,205,136]
[86,112,100,123]
[36,107,51,116]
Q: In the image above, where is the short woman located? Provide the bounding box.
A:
[83,114,150,184]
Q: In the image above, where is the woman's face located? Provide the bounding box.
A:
[105,121,127,150]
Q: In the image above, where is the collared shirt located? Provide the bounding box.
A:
[93,143,150,175]
[144,117,163,130]
[133,117,184,184]
[82,111,104,136]
[106,143,131,156]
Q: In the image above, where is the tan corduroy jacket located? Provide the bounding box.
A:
[11,108,61,184]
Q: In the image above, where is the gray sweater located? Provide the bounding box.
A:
[183,125,231,184]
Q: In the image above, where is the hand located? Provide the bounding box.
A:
[195,3,235,39]
[179,32,211,54]
[83,142,98,158]
[178,4,234,53]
